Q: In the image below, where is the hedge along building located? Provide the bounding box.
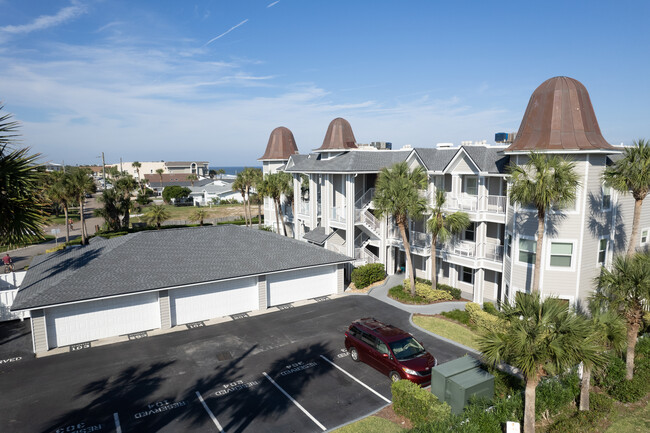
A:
[11,225,351,354]
[275,77,649,306]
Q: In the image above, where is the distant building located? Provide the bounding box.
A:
[108,161,210,182]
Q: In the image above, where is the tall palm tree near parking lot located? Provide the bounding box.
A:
[602,139,650,256]
[115,175,138,229]
[155,168,164,192]
[143,204,170,229]
[427,190,470,290]
[243,167,260,226]
[507,152,579,293]
[479,292,602,433]
[590,251,650,380]
[49,171,74,242]
[374,162,428,295]
[132,161,144,194]
[68,167,96,244]
[250,168,263,225]
[260,172,292,236]
[233,173,249,226]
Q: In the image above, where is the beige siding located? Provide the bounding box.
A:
[258,275,268,309]
[31,309,48,354]
[448,154,478,174]
[159,290,171,329]
[337,264,345,294]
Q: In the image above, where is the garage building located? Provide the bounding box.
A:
[11,225,352,354]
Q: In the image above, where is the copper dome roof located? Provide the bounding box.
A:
[505,76,616,153]
[315,117,358,151]
[259,126,299,160]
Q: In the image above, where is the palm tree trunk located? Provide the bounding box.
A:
[257,200,262,227]
[524,376,539,433]
[277,198,288,236]
[63,205,70,243]
[579,364,591,411]
[399,221,416,296]
[273,198,282,235]
[532,213,545,293]
[626,320,640,380]
[79,198,87,245]
[627,198,643,256]
[430,236,438,289]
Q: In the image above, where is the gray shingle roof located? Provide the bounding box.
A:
[414,146,509,173]
[12,225,352,310]
[285,150,411,173]
[302,227,332,245]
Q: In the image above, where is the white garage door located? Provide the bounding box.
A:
[267,265,337,307]
[170,277,258,326]
[46,292,161,348]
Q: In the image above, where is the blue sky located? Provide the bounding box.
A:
[1,0,648,166]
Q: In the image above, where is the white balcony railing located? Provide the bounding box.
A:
[448,241,477,257]
[355,188,375,209]
[482,242,504,262]
[299,200,310,215]
[355,247,380,263]
[486,195,507,214]
[330,206,346,223]
[410,230,431,249]
[443,193,507,214]
[355,231,370,248]
[355,208,380,235]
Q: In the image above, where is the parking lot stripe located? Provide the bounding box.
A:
[319,355,392,404]
[195,391,225,432]
[262,372,327,431]
[113,412,122,433]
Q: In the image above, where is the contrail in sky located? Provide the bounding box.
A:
[205,19,249,45]
[267,1,280,7]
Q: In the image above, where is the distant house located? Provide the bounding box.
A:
[108,161,210,182]
[11,225,351,354]
[44,162,63,172]
[189,179,248,205]
[143,174,213,195]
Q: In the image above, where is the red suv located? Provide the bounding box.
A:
[344,318,437,385]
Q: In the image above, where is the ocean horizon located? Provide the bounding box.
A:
[209,166,262,176]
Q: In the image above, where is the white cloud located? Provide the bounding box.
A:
[0,1,86,36]
[267,1,280,8]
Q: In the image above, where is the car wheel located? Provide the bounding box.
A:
[349,347,359,362]
[389,371,401,382]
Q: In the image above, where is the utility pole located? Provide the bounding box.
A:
[101,152,106,187]
[120,157,123,173]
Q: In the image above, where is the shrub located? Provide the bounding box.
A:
[438,283,462,300]
[162,185,191,203]
[595,353,625,391]
[536,372,580,419]
[465,302,508,334]
[608,375,648,402]
[351,263,385,289]
[441,309,471,326]
[388,285,431,304]
[404,280,453,302]
[482,302,500,316]
[391,380,451,426]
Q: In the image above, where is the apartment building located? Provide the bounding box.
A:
[259,77,650,306]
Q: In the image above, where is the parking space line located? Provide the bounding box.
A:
[195,391,225,432]
[319,355,391,404]
[113,412,122,433]
[262,372,326,431]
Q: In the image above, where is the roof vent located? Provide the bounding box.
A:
[436,142,454,148]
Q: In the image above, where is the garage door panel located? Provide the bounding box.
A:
[170,277,258,326]
[46,292,161,348]
[267,266,336,306]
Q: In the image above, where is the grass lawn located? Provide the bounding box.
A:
[131,203,248,222]
[334,416,406,433]
[412,314,480,350]
[1,235,56,253]
[605,398,650,432]
[46,210,81,225]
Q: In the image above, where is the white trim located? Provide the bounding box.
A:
[15,261,351,313]
[640,227,650,246]
[546,239,577,272]
[442,147,481,174]
[596,236,609,266]
[515,234,537,268]
[575,154,589,301]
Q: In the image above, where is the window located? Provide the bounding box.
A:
[598,239,608,265]
[433,176,444,191]
[461,266,473,284]
[464,223,475,242]
[550,242,573,267]
[506,234,512,258]
[602,185,611,210]
[465,177,478,195]
[518,239,536,264]
[641,229,649,245]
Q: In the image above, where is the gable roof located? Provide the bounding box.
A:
[143,174,212,188]
[12,226,352,311]
[285,150,411,173]
[302,227,333,246]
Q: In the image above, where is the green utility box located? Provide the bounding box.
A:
[446,368,495,414]
[430,355,494,415]
[430,355,478,402]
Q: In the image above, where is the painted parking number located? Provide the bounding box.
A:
[55,422,103,433]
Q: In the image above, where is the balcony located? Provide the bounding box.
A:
[298,200,310,216]
[355,188,375,209]
[483,242,504,262]
[355,247,379,264]
[410,230,431,249]
[447,241,477,258]
[486,195,507,214]
[330,206,346,223]
[444,193,479,212]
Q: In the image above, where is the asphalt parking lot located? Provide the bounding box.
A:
[0,296,472,432]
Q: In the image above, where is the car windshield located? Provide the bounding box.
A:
[389,337,425,360]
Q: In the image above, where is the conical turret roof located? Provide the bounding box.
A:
[315,117,358,151]
[258,126,299,160]
[505,76,616,153]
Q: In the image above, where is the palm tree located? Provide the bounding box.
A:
[242,167,260,226]
[479,292,603,433]
[132,161,143,194]
[155,168,164,193]
[591,251,650,380]
[602,139,650,256]
[507,152,580,293]
[186,173,198,187]
[0,106,46,246]
[94,188,122,231]
[232,173,249,227]
[143,204,170,229]
[190,208,208,226]
[427,190,470,289]
[374,162,428,295]
[67,167,96,244]
[208,169,217,179]
[260,172,292,236]
[250,168,263,225]
[115,175,138,229]
[578,310,625,411]
[49,171,74,242]
[217,168,226,179]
